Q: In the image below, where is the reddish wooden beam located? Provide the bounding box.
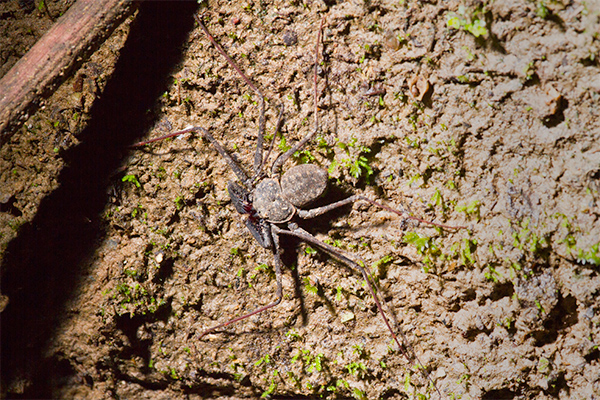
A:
[0,0,136,145]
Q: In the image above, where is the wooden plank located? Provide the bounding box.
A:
[0,0,136,145]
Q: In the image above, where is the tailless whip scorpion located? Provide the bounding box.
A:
[132,13,463,397]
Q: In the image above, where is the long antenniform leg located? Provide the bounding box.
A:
[271,223,442,399]
[131,126,253,189]
[194,15,267,178]
[195,14,327,178]
[132,15,325,184]
[132,15,275,187]
[270,17,324,176]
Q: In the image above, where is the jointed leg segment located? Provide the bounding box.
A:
[270,17,324,176]
[298,194,465,230]
[194,15,267,177]
[272,223,441,398]
[198,227,284,339]
[271,224,408,352]
[132,126,253,188]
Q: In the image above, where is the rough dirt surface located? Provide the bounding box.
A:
[0,0,78,253]
[2,0,600,399]
[0,0,75,78]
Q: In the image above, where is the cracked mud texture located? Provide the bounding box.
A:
[1,0,599,399]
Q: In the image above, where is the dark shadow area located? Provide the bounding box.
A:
[0,2,198,397]
[0,194,22,217]
[482,387,519,400]
[542,97,568,128]
[446,287,475,312]
[533,293,578,347]
[297,183,355,235]
[585,347,600,363]
[113,297,172,375]
[545,370,568,397]
[482,10,507,55]
[489,280,514,301]
[279,232,309,326]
